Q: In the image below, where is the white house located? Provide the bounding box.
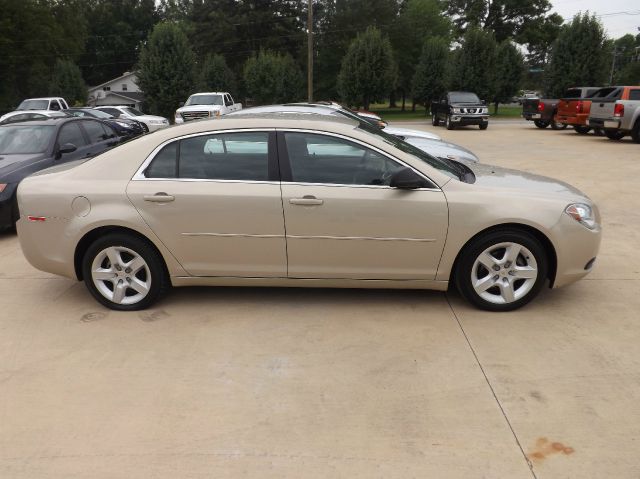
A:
[87,71,145,108]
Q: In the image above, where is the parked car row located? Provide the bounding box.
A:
[523,86,640,142]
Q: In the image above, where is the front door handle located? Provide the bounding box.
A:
[290,195,324,206]
[144,192,175,203]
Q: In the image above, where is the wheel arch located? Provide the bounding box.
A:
[449,222,558,289]
[74,225,170,281]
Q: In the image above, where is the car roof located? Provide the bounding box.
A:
[234,104,338,115]
[0,117,87,127]
[189,92,227,96]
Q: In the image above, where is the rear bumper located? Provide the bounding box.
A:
[589,118,625,130]
[523,113,542,121]
[556,113,589,126]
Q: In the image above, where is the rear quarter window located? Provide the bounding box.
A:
[629,90,640,101]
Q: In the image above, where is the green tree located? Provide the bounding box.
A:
[337,27,397,109]
[79,0,158,86]
[412,37,450,114]
[50,59,88,105]
[492,41,524,114]
[198,54,236,94]
[243,50,303,104]
[446,0,554,42]
[450,27,498,102]
[137,22,196,120]
[390,0,451,110]
[543,13,608,98]
[617,61,640,85]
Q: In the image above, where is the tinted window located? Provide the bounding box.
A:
[83,120,110,143]
[284,132,405,186]
[629,89,640,101]
[0,125,55,153]
[563,89,582,99]
[58,122,87,147]
[179,132,269,181]
[449,92,481,103]
[586,89,599,97]
[146,143,177,178]
[50,100,61,111]
[591,87,622,99]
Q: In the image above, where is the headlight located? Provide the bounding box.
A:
[115,121,132,128]
[0,183,7,193]
[453,108,462,114]
[565,203,596,229]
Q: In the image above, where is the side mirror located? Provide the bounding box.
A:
[389,168,429,189]
[59,143,77,154]
[178,102,185,107]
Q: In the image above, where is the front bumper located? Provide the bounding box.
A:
[551,211,602,288]
[450,115,489,126]
[0,183,17,229]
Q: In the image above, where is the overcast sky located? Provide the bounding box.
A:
[550,0,640,38]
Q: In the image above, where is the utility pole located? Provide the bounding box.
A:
[307,0,313,102]
[609,46,624,85]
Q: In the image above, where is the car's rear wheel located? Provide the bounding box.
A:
[82,233,169,311]
[574,126,591,134]
[445,115,455,130]
[604,129,625,141]
[455,229,548,311]
[533,120,549,129]
[432,113,440,126]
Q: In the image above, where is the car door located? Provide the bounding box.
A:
[55,121,92,162]
[127,130,287,277]
[79,119,118,157]
[277,130,448,280]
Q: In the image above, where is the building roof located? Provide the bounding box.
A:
[98,91,144,103]
[88,71,137,92]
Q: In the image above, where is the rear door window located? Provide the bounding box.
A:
[57,122,87,146]
[82,120,109,143]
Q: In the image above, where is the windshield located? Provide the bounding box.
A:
[81,109,113,119]
[186,94,223,106]
[17,99,49,110]
[123,107,144,116]
[0,125,55,154]
[449,92,481,103]
[356,121,463,181]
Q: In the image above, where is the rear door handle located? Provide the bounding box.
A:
[144,192,175,203]
[289,195,324,206]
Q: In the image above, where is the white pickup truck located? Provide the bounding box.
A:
[588,85,640,142]
[174,92,241,123]
[16,97,69,112]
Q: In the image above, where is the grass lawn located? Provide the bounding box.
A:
[370,103,522,122]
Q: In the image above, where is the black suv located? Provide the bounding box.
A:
[431,91,489,130]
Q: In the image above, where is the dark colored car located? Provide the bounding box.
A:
[0,118,120,230]
[431,91,489,130]
[64,108,144,139]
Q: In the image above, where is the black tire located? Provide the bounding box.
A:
[631,120,640,144]
[432,113,440,126]
[82,233,170,311]
[479,122,488,130]
[445,114,455,130]
[573,125,591,135]
[140,122,149,133]
[454,229,548,312]
[534,120,549,129]
[604,129,625,141]
[594,128,604,136]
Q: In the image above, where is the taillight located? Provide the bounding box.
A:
[576,101,584,114]
[537,102,545,112]
[614,103,624,117]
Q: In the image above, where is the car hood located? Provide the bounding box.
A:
[384,126,441,141]
[176,105,222,113]
[0,153,47,178]
[405,137,479,163]
[466,162,589,200]
[451,102,485,108]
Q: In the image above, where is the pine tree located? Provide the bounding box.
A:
[412,37,450,114]
[337,27,397,109]
[450,28,498,102]
[50,59,87,105]
[243,50,303,104]
[137,22,196,119]
[198,54,236,94]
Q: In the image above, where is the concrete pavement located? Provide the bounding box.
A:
[1,121,639,478]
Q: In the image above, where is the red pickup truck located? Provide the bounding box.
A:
[555,87,602,134]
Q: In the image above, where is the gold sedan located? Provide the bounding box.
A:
[16,114,601,311]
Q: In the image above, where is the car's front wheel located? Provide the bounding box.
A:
[445,115,455,130]
[455,229,548,311]
[82,233,169,310]
[479,122,488,130]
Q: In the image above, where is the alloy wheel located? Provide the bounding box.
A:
[91,246,151,305]
[471,242,538,305]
